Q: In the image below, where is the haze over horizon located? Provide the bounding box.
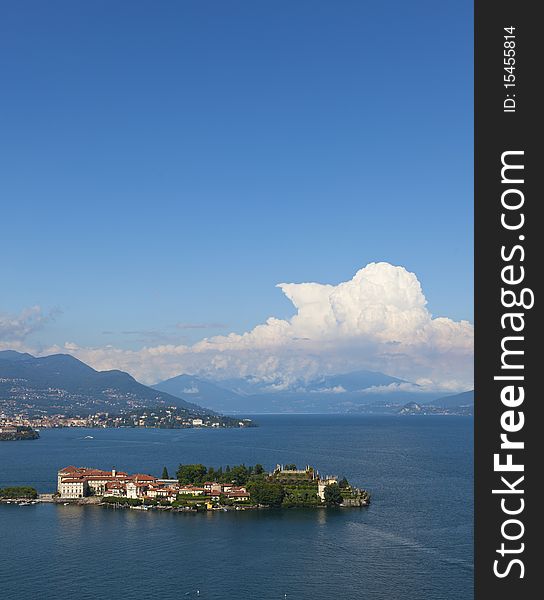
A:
[0,2,473,393]
[2,261,473,392]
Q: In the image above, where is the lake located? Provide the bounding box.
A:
[0,414,473,599]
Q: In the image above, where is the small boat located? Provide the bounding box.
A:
[19,501,31,506]
[84,435,94,439]
[63,502,69,506]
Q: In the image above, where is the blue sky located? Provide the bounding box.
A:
[0,1,473,374]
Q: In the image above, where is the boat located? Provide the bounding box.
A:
[84,435,94,439]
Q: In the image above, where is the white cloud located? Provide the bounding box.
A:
[310,386,347,394]
[0,306,58,346]
[39,262,473,391]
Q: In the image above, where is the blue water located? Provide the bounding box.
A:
[0,415,473,599]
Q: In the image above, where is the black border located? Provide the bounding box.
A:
[475,1,540,596]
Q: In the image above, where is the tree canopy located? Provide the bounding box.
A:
[323,483,343,505]
[247,481,285,507]
[176,463,265,486]
[0,486,38,499]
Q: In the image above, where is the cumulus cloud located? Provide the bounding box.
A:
[41,263,473,391]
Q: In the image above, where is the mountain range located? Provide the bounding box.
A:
[0,349,474,416]
[398,390,474,416]
[152,370,467,414]
[430,390,474,409]
[0,350,209,417]
[153,370,407,413]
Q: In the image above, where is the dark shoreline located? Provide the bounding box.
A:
[0,427,40,442]
[1,496,370,511]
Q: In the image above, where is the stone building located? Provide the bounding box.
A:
[317,476,339,501]
[57,466,155,499]
[58,477,88,498]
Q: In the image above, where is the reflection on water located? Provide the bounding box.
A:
[0,415,473,599]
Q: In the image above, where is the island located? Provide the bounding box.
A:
[0,425,40,441]
[48,463,370,511]
[0,486,38,500]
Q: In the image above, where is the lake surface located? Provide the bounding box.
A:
[0,415,473,599]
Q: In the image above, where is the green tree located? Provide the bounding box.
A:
[0,486,38,499]
[254,463,264,475]
[229,464,249,485]
[323,483,343,505]
[247,481,285,507]
[161,466,170,479]
[176,464,208,485]
[338,477,350,489]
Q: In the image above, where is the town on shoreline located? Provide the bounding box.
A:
[0,407,254,434]
[0,463,370,511]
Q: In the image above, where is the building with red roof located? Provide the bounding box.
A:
[57,466,157,499]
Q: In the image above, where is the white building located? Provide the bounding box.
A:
[317,476,339,501]
[125,481,138,499]
[57,466,156,499]
[58,478,88,498]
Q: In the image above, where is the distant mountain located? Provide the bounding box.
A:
[304,370,405,393]
[398,401,425,415]
[154,369,421,413]
[429,390,474,409]
[211,376,291,397]
[153,374,244,408]
[397,390,474,416]
[0,350,211,417]
[213,370,404,398]
[0,350,35,362]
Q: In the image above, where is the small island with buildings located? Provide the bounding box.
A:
[0,425,40,441]
[1,464,370,511]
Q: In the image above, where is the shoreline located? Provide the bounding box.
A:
[2,463,371,511]
[0,496,369,512]
[1,489,370,511]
